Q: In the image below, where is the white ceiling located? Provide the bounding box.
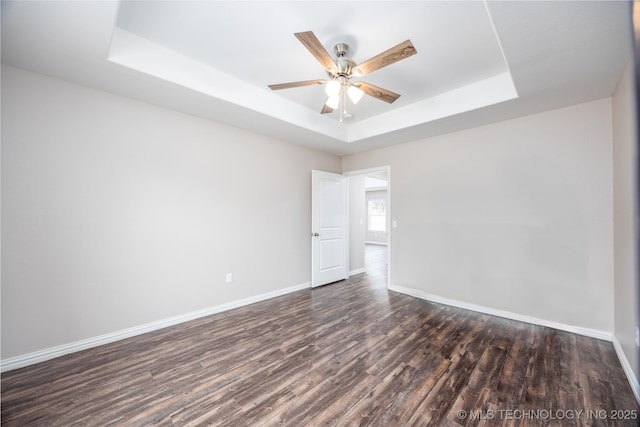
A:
[1,1,632,155]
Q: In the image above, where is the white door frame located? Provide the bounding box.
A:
[343,166,391,289]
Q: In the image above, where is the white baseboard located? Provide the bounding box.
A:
[388,284,613,341]
[612,336,640,405]
[1,282,310,373]
[349,268,366,276]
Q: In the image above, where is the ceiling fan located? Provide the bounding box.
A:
[268,31,417,121]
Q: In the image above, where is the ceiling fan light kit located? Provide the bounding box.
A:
[269,31,416,122]
[324,76,364,122]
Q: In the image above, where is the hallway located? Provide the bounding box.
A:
[364,243,387,288]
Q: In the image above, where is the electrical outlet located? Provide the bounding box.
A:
[635,327,639,348]
[226,273,233,284]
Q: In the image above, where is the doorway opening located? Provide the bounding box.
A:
[345,167,390,288]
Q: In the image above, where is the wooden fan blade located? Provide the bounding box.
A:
[321,101,333,114]
[353,40,416,77]
[268,79,326,90]
[294,31,337,71]
[356,82,401,104]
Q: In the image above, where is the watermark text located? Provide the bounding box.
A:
[455,408,638,421]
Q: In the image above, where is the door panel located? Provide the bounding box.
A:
[319,239,343,270]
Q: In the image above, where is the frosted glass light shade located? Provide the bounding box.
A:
[325,80,341,97]
[347,86,364,104]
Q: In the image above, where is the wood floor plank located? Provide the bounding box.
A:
[2,245,638,426]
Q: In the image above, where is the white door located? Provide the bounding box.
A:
[311,170,348,287]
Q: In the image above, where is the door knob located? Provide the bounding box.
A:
[312,232,320,237]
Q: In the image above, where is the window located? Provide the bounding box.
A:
[368,199,386,231]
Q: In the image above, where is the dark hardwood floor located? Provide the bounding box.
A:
[2,245,638,426]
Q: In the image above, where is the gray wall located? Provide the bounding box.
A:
[1,65,341,359]
[343,98,615,333]
[612,57,639,384]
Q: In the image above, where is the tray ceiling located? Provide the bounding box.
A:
[1,1,632,155]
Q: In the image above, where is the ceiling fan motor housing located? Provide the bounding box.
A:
[333,43,355,78]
